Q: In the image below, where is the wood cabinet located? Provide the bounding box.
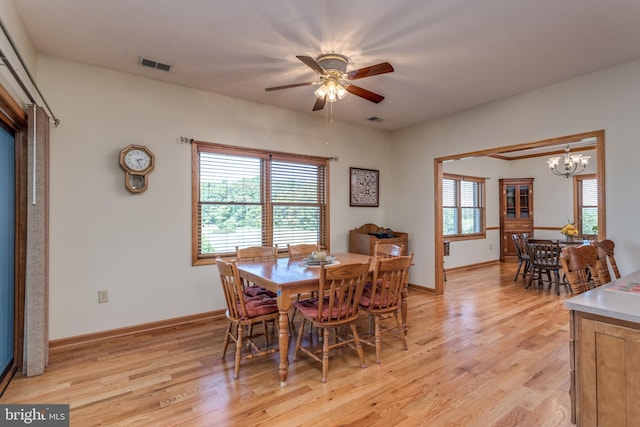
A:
[499,178,533,262]
[349,223,408,256]
[570,311,640,426]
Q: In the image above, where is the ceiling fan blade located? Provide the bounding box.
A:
[265,81,316,91]
[344,84,385,103]
[312,97,326,111]
[297,55,325,75]
[346,62,394,80]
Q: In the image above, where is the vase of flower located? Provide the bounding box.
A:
[561,221,578,242]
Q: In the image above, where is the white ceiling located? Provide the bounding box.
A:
[10,0,640,131]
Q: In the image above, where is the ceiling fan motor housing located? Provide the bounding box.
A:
[317,54,348,74]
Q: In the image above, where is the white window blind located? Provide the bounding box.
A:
[443,174,485,238]
[577,176,598,235]
[193,143,328,264]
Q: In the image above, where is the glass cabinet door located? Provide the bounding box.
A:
[519,185,530,218]
[506,185,516,218]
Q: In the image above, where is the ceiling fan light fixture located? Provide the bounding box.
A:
[314,85,328,99]
[314,78,347,103]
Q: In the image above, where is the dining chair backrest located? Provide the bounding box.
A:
[374,241,405,258]
[367,254,414,311]
[316,260,371,324]
[560,245,600,294]
[591,239,621,284]
[287,243,318,260]
[526,239,560,267]
[235,246,277,262]
[512,234,524,259]
[216,258,249,320]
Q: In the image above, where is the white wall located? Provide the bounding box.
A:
[392,58,640,289]
[7,4,639,336]
[38,55,392,339]
[442,148,598,268]
[515,149,597,240]
[442,156,506,268]
[0,0,38,107]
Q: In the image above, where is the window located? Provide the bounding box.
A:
[442,173,486,239]
[192,142,329,265]
[575,174,598,236]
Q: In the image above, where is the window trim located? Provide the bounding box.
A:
[442,173,486,241]
[191,141,330,266]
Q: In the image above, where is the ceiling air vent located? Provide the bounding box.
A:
[139,57,172,72]
[367,116,384,123]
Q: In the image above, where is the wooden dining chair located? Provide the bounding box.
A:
[560,245,601,294]
[512,234,530,282]
[526,239,566,295]
[293,260,371,383]
[373,241,405,258]
[235,246,278,297]
[287,243,319,260]
[287,243,320,333]
[591,239,621,284]
[359,253,413,364]
[215,258,279,379]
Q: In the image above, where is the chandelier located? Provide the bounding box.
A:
[547,144,590,178]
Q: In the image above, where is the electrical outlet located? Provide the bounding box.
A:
[489,243,493,250]
[98,290,109,303]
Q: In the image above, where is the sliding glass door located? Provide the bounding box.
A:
[0,124,15,382]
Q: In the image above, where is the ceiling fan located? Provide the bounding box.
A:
[265,54,394,111]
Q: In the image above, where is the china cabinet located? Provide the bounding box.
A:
[499,178,533,262]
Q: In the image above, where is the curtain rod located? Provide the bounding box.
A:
[0,18,60,126]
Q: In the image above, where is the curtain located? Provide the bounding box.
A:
[23,105,49,376]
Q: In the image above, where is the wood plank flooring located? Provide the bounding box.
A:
[1,263,574,426]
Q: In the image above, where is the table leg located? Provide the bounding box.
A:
[278,308,289,386]
[276,289,292,387]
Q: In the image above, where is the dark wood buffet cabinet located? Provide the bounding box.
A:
[499,178,533,262]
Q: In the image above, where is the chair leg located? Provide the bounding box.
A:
[234,324,243,379]
[395,312,408,351]
[374,315,382,364]
[350,323,367,369]
[221,322,232,359]
[293,319,306,362]
[263,320,269,346]
[322,328,330,383]
[513,260,523,281]
[526,267,535,289]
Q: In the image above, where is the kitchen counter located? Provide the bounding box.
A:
[565,269,640,426]
[565,270,640,323]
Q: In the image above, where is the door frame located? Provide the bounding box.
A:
[434,130,606,295]
[0,83,28,395]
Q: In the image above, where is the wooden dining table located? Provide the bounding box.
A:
[235,252,404,386]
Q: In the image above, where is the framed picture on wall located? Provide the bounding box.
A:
[350,167,379,207]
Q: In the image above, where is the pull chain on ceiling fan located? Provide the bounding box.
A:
[265,53,394,111]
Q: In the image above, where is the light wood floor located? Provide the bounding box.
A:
[1,263,574,426]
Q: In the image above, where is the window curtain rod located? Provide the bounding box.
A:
[0,18,59,126]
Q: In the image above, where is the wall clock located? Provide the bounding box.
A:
[119,144,155,193]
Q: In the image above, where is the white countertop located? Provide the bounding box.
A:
[565,270,640,324]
